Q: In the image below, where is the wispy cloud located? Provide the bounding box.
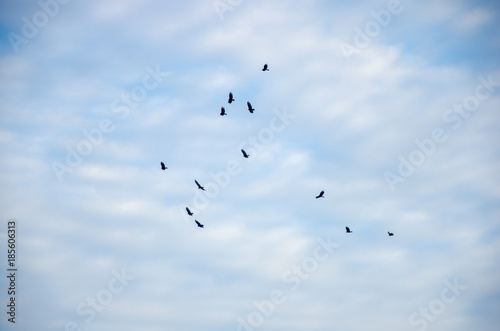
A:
[0,1,499,331]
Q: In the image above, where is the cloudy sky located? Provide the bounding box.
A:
[0,0,499,330]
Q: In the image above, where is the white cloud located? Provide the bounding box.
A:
[0,1,499,330]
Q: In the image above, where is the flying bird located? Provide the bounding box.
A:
[262,64,269,71]
[388,231,394,236]
[228,92,234,104]
[346,227,353,233]
[160,162,167,170]
[186,207,193,216]
[316,191,324,198]
[241,149,249,158]
[220,107,227,116]
[247,102,255,113]
[195,220,204,228]
[195,180,205,191]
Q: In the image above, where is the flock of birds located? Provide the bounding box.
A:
[160,63,395,237]
[315,190,394,236]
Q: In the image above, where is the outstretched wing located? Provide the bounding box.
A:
[247,101,252,109]
[346,227,350,232]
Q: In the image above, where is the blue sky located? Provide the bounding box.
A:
[0,1,499,330]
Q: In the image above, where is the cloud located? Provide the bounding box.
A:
[0,1,499,331]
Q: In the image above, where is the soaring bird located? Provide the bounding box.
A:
[262,64,269,71]
[316,191,324,199]
[346,227,353,233]
[186,207,193,216]
[388,231,394,236]
[241,149,249,158]
[220,107,227,116]
[247,102,255,113]
[195,220,204,228]
[228,92,235,104]
[160,162,167,170]
[195,180,205,191]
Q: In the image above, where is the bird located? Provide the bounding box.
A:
[220,107,227,116]
[247,101,255,113]
[195,220,204,228]
[316,191,324,198]
[388,231,394,236]
[262,64,269,71]
[228,92,234,104]
[346,227,353,233]
[241,149,249,158]
[186,207,193,216]
[195,180,205,191]
[160,162,167,170]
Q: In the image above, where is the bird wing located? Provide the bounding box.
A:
[346,227,350,232]
[247,102,252,109]
[195,180,200,187]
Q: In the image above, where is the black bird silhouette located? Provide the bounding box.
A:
[247,102,255,113]
[186,207,193,216]
[388,231,394,236]
[195,220,204,228]
[241,149,249,158]
[228,92,234,104]
[195,180,205,191]
[262,64,269,71]
[160,162,167,170]
[220,107,227,116]
[316,191,324,198]
[346,227,353,233]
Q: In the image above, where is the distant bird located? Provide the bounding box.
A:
[241,149,249,158]
[160,162,167,170]
[247,101,255,113]
[228,92,235,104]
[388,231,394,236]
[346,227,353,233]
[220,107,227,116]
[262,64,269,71]
[195,220,204,228]
[195,180,205,191]
[186,207,193,216]
[316,191,324,199]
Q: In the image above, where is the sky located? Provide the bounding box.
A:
[0,0,499,330]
